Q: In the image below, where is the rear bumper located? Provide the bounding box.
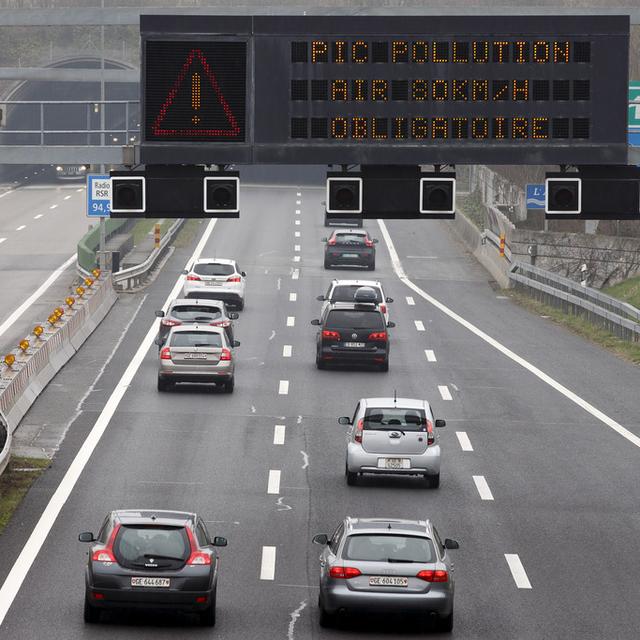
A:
[325,251,374,266]
[87,585,213,611]
[347,444,441,475]
[158,372,233,384]
[319,346,387,365]
[158,361,233,383]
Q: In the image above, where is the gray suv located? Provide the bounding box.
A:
[312,517,459,632]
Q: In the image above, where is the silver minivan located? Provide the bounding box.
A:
[341,397,445,487]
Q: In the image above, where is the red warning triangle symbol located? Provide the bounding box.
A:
[151,48,240,137]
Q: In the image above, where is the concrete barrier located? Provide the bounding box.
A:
[0,413,10,477]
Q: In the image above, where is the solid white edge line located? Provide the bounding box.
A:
[267,469,281,494]
[472,475,494,500]
[376,219,640,450]
[286,316,295,327]
[273,424,286,445]
[438,385,452,401]
[283,345,293,357]
[505,554,532,589]
[279,380,290,394]
[0,219,218,627]
[0,254,77,339]
[425,349,437,362]
[260,546,277,580]
[455,431,473,451]
[414,320,425,331]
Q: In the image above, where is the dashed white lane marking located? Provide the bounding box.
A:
[64,195,71,200]
[283,345,293,358]
[295,231,301,237]
[294,244,301,252]
[49,204,58,210]
[286,316,295,327]
[0,238,6,245]
[279,380,290,395]
[268,330,276,341]
[505,554,532,589]
[292,269,299,280]
[496,295,509,300]
[406,296,415,305]
[456,431,473,451]
[296,192,301,197]
[414,320,425,331]
[33,214,43,219]
[425,349,437,362]
[473,475,494,500]
[293,256,301,262]
[260,546,277,580]
[300,451,309,469]
[76,187,83,192]
[378,217,640,452]
[273,424,286,445]
[16,225,26,231]
[438,385,452,400]
[289,292,297,302]
[295,220,301,225]
[0,191,14,199]
[296,200,301,205]
[295,209,301,215]
[287,600,308,640]
[276,277,281,290]
[267,469,281,494]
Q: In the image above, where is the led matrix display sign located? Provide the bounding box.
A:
[141,15,629,165]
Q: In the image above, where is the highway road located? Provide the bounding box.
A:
[1,183,640,639]
[0,179,87,354]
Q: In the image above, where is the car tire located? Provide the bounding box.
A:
[346,465,357,486]
[157,377,170,392]
[379,359,389,372]
[318,597,335,628]
[316,352,326,369]
[236,300,245,311]
[368,260,376,270]
[223,377,235,394]
[83,595,100,624]
[437,611,453,632]
[323,259,331,269]
[199,599,217,627]
[425,472,440,489]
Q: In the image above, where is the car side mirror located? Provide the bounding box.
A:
[321,237,328,242]
[154,337,161,346]
[338,416,351,425]
[386,297,394,303]
[312,533,329,546]
[373,238,379,244]
[241,271,246,277]
[78,532,95,543]
[387,321,396,328]
[229,312,239,320]
[212,536,228,547]
[435,419,446,428]
[155,310,165,318]
[316,295,325,301]
[310,319,321,326]
[444,539,459,550]
[182,269,188,275]
[232,340,241,347]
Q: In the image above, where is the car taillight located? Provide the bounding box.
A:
[417,569,448,582]
[92,524,120,563]
[365,238,374,247]
[160,347,171,360]
[329,566,361,579]
[322,330,341,340]
[367,331,387,341]
[186,527,212,565]
[219,348,232,361]
[227,275,241,283]
[427,420,435,446]
[327,237,337,246]
[379,304,386,314]
[186,274,201,281]
[354,418,364,443]
[161,318,181,327]
[211,320,231,328]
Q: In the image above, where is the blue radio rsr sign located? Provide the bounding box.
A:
[86,174,111,218]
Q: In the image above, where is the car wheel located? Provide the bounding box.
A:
[236,299,245,311]
[223,377,235,394]
[323,259,331,269]
[346,463,357,486]
[425,472,440,489]
[437,611,453,632]
[157,377,170,392]
[318,596,335,628]
[83,594,100,624]
[378,359,389,372]
[316,352,326,369]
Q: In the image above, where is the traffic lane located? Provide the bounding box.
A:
[384,217,640,431]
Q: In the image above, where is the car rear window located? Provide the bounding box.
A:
[170,332,223,347]
[343,534,434,563]
[193,263,234,276]
[171,305,222,321]
[331,285,382,303]
[363,407,427,431]
[334,233,366,245]
[326,310,384,330]
[114,526,189,568]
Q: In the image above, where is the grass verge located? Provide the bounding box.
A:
[0,456,50,535]
[173,219,204,249]
[508,291,640,365]
[603,276,640,310]
[131,219,174,246]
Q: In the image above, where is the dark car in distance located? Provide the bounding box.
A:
[323,229,378,270]
[79,509,227,626]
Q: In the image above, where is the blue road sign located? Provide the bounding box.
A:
[87,174,111,218]
[526,184,545,209]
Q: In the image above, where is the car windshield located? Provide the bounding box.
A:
[334,233,366,245]
[193,263,234,276]
[364,407,427,431]
[114,526,189,567]
[343,534,434,563]
[331,285,382,303]
[170,332,223,347]
[326,310,384,330]
[171,305,222,321]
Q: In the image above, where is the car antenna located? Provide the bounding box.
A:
[387,522,392,530]
[393,389,397,405]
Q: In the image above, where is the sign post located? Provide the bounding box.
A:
[86,174,111,271]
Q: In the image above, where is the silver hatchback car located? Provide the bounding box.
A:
[156,325,239,393]
[341,397,445,488]
[313,517,459,632]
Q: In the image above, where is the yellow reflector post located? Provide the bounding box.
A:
[4,354,15,367]
[19,339,29,352]
[92,268,101,278]
[84,277,94,287]
[47,315,57,326]
[33,325,43,337]
[65,296,75,307]
[76,286,85,297]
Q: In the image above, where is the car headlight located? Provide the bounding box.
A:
[79,165,87,172]
[56,166,63,171]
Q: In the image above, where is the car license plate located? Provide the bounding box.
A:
[131,577,170,588]
[343,342,365,348]
[369,576,408,587]
[342,253,359,258]
[379,458,410,469]
[184,353,207,359]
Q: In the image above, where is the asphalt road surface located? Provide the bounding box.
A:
[1,183,639,639]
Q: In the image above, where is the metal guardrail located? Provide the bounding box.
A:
[112,218,185,290]
[510,261,640,342]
